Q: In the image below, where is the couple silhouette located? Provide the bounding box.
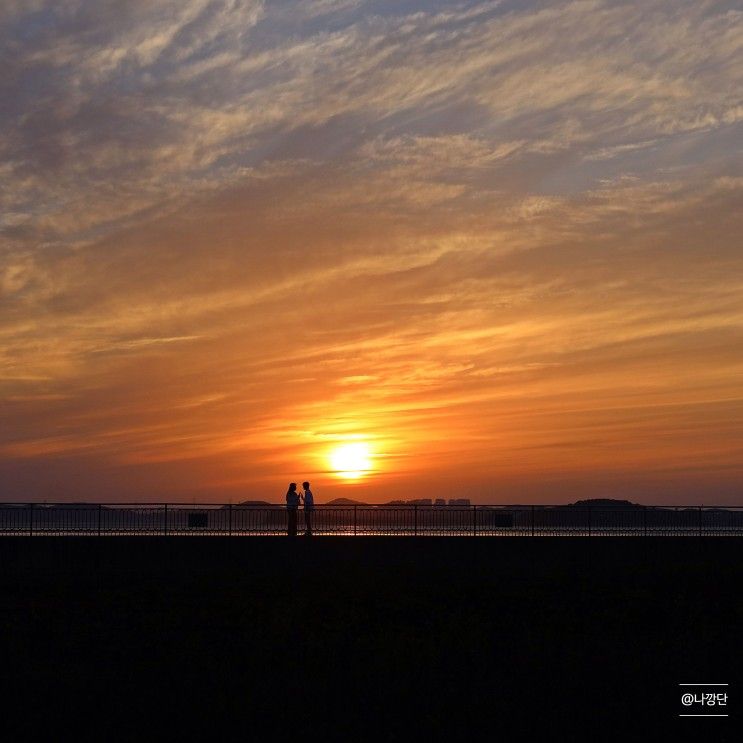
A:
[285,481,314,537]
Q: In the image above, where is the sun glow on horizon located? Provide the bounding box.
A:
[329,442,373,480]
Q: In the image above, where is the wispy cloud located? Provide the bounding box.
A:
[1,1,742,502]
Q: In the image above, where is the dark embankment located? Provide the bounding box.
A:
[1,537,740,739]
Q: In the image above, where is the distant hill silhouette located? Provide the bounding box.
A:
[567,499,639,509]
[218,500,272,509]
[324,498,369,506]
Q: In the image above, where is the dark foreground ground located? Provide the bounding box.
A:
[1,537,741,740]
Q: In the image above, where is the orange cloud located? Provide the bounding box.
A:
[1,1,742,504]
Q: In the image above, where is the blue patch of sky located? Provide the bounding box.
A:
[535,123,743,197]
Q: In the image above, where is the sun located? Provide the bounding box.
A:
[329,442,373,480]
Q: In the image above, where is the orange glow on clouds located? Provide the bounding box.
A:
[1,2,742,505]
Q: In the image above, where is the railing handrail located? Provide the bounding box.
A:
[3,500,742,537]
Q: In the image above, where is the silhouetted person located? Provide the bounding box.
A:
[286,482,299,537]
[301,481,314,536]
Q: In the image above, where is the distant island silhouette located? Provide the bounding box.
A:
[6,498,732,511]
[317,498,664,509]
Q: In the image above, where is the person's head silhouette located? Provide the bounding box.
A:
[287,482,297,494]
[303,481,310,490]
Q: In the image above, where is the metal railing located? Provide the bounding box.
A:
[1,503,742,536]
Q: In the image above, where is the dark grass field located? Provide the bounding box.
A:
[2,537,741,740]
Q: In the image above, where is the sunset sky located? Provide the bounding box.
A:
[1,0,742,504]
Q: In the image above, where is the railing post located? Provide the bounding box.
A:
[643,506,647,537]
[163,504,168,536]
[414,504,418,536]
[698,506,702,537]
[473,505,477,537]
[98,504,102,537]
[29,503,34,537]
[353,505,357,536]
[228,503,233,537]
[588,508,592,537]
[531,505,535,537]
